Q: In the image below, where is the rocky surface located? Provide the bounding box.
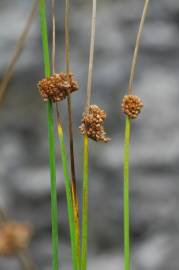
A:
[0,0,179,269]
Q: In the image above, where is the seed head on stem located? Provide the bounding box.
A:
[80,0,110,142]
[122,2,150,270]
[122,0,150,119]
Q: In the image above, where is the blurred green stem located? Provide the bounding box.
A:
[56,108,78,270]
[39,1,59,270]
[81,135,89,270]
[123,116,131,270]
[81,1,96,270]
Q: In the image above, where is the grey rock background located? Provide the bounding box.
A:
[0,0,179,269]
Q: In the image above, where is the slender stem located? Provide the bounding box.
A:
[65,0,81,266]
[17,251,37,270]
[39,0,50,77]
[67,93,81,270]
[48,101,59,270]
[65,0,70,75]
[85,0,97,111]
[0,0,38,105]
[39,2,59,270]
[56,107,78,270]
[66,95,77,197]
[65,0,76,190]
[123,116,131,270]
[81,135,89,270]
[52,0,56,74]
[123,2,149,270]
[128,0,150,94]
[81,1,97,270]
[0,208,7,222]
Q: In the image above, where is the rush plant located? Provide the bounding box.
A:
[121,1,150,270]
[0,1,153,270]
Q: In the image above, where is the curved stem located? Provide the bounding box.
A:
[0,0,38,105]
[39,2,59,270]
[128,0,150,94]
[85,0,97,111]
[81,135,89,270]
[123,116,131,270]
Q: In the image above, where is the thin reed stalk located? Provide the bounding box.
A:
[52,0,56,74]
[39,1,59,270]
[81,1,97,270]
[128,0,150,94]
[123,116,131,270]
[85,0,96,111]
[81,134,89,270]
[17,251,37,270]
[51,0,80,270]
[65,0,81,267]
[56,106,78,270]
[123,1,150,270]
[0,0,38,105]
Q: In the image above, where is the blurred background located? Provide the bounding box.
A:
[0,0,179,269]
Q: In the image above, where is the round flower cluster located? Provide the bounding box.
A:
[121,95,143,119]
[38,73,79,102]
[0,222,32,256]
[79,105,110,143]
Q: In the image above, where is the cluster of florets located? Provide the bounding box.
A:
[79,105,110,143]
[121,95,143,119]
[38,73,79,102]
[0,222,32,256]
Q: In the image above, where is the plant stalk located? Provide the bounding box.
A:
[39,1,59,270]
[56,106,78,270]
[128,0,150,94]
[85,0,97,111]
[65,0,81,267]
[0,0,38,105]
[17,251,37,270]
[81,134,89,270]
[81,1,97,270]
[123,116,131,270]
[123,2,149,270]
[52,0,56,74]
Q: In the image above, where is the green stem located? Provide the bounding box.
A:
[123,116,131,270]
[39,1,59,270]
[81,0,96,267]
[64,0,81,266]
[57,119,78,270]
[81,135,89,270]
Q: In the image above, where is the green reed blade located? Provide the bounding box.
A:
[39,1,59,270]
[57,122,78,270]
[123,116,131,270]
[81,134,89,270]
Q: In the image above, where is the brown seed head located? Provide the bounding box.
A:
[79,105,110,143]
[121,95,143,119]
[38,73,79,102]
[0,222,32,256]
